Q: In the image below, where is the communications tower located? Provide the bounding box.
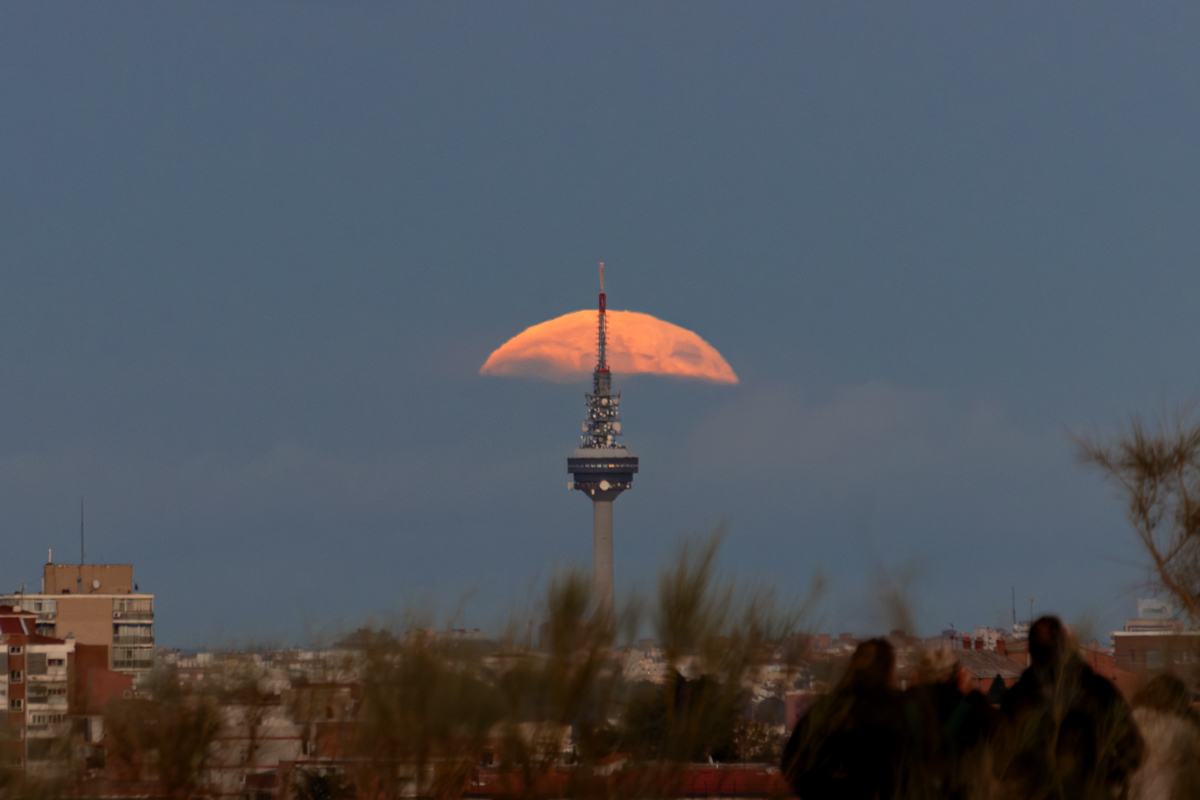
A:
[567,264,638,618]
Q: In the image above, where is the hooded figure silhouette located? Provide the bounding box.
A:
[996,616,1143,800]
[782,638,905,800]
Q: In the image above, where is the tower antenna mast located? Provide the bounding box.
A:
[597,263,608,375]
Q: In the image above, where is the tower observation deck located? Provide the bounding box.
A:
[567,264,638,618]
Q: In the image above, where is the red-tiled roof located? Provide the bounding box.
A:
[0,617,65,643]
[0,605,36,617]
[25,633,66,644]
[959,650,1025,680]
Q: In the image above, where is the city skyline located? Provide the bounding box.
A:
[2,4,1199,646]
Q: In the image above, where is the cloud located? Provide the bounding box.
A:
[683,381,1052,491]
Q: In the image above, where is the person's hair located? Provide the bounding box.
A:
[1134,673,1194,717]
[837,638,894,694]
[917,645,959,685]
[1029,615,1069,668]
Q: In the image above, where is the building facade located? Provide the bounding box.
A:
[1,562,154,685]
[1,604,75,771]
[1109,597,1200,679]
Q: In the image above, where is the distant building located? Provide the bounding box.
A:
[1,604,75,771]
[208,700,304,799]
[1,562,154,685]
[1080,642,1139,698]
[1110,598,1200,679]
[927,629,1004,652]
[784,690,818,731]
[1122,598,1181,633]
[970,627,1006,651]
[957,650,1023,694]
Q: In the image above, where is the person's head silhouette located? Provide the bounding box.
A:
[838,638,895,693]
[1029,615,1069,670]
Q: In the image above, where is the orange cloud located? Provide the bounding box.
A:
[480,310,738,384]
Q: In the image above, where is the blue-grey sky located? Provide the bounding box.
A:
[2,3,1197,646]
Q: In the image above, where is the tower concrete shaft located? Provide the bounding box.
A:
[568,265,637,619]
[592,495,615,616]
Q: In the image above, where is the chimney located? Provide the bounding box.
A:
[962,634,971,650]
[975,636,984,651]
[997,638,1007,656]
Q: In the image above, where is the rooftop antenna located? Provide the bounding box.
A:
[1012,587,1017,629]
[77,496,85,595]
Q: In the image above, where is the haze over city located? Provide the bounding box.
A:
[3,4,1199,648]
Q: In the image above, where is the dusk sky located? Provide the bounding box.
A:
[2,4,1198,647]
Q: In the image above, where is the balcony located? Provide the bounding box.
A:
[26,723,68,739]
[113,659,155,671]
[112,635,155,646]
[112,610,154,621]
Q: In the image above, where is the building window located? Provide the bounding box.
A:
[10,699,22,710]
[30,714,64,725]
[48,659,64,667]
[7,647,22,656]
[10,671,22,683]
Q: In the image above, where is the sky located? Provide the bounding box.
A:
[2,3,1198,647]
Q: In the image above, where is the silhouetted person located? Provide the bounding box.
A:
[1128,674,1200,800]
[996,616,1143,800]
[782,638,905,800]
[901,646,996,800]
[988,674,1007,705]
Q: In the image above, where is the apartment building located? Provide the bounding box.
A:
[1,562,154,685]
[1,604,75,770]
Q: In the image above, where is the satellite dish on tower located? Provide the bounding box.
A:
[92,579,100,589]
